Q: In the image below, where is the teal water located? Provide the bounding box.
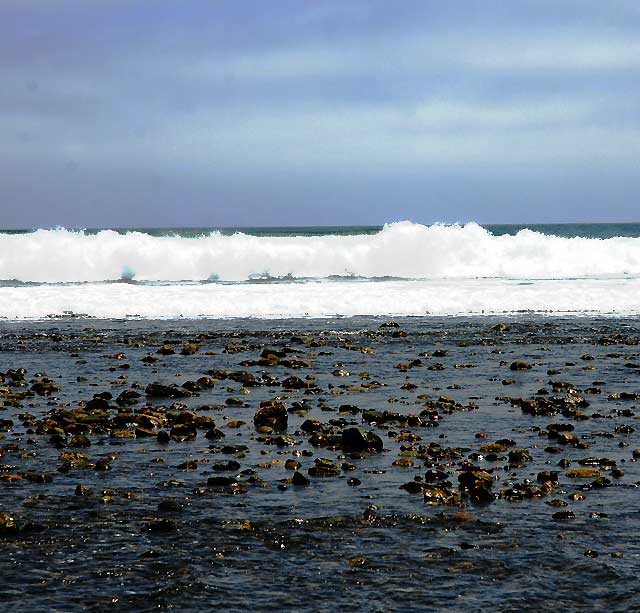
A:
[2,222,640,238]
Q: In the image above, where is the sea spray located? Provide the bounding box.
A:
[1,221,640,283]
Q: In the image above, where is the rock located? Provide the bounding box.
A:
[291,471,310,486]
[253,400,287,432]
[0,512,18,535]
[207,476,237,487]
[211,460,240,472]
[566,468,601,478]
[537,471,559,483]
[508,449,533,465]
[400,481,425,494]
[94,458,111,471]
[423,486,464,507]
[282,376,316,390]
[146,518,176,532]
[341,428,383,452]
[204,428,225,440]
[347,556,370,568]
[169,424,197,441]
[510,360,532,371]
[180,343,198,355]
[157,499,183,512]
[59,452,94,469]
[135,427,156,438]
[492,323,511,332]
[116,389,142,406]
[308,458,341,478]
[145,383,193,399]
[552,511,576,521]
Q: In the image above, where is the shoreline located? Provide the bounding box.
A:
[0,317,639,610]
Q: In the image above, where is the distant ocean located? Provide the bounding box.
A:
[1,221,639,319]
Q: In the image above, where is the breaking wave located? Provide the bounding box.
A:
[1,221,640,283]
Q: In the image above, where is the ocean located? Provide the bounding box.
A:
[2,224,640,611]
[1,221,639,320]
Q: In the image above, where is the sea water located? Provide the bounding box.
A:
[1,221,639,319]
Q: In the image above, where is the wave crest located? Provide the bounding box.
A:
[1,221,639,283]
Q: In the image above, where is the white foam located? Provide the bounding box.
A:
[1,221,640,282]
[0,277,638,320]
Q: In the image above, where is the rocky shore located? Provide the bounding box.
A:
[0,317,638,611]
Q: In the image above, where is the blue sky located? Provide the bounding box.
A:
[2,0,639,227]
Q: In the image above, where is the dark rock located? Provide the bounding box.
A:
[146,518,176,532]
[145,383,193,399]
[552,511,576,520]
[253,400,287,432]
[0,513,19,535]
[211,460,240,472]
[308,458,341,478]
[292,471,310,486]
[341,428,383,452]
[207,476,237,486]
[508,449,533,464]
[205,428,225,440]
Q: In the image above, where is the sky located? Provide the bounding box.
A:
[1,0,640,228]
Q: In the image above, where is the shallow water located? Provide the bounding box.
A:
[0,316,639,611]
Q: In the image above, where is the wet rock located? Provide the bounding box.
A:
[207,476,237,486]
[146,518,176,532]
[566,468,601,478]
[59,452,94,469]
[69,434,91,448]
[145,383,193,399]
[308,458,341,478]
[180,343,198,355]
[205,428,225,440]
[282,376,316,390]
[157,499,183,512]
[116,389,142,406]
[135,427,156,438]
[508,449,533,465]
[510,360,532,371]
[31,379,60,395]
[347,556,371,568]
[93,458,111,471]
[253,400,287,432]
[169,424,197,441]
[292,471,310,486]
[75,484,93,496]
[537,471,559,483]
[552,511,576,521]
[0,513,19,535]
[400,481,425,494]
[424,486,464,507]
[342,428,383,452]
[211,460,241,472]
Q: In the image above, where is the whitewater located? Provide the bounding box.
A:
[1,221,639,319]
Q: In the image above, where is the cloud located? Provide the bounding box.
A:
[1,1,640,226]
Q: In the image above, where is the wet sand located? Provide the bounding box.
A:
[0,316,639,612]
